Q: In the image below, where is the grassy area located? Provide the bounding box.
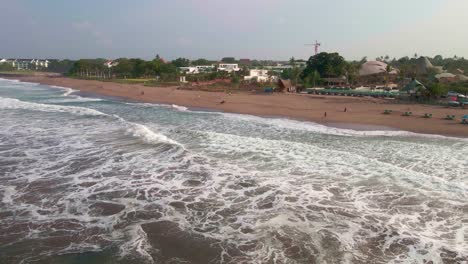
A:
[0,70,39,75]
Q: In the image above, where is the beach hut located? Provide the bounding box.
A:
[278,79,295,93]
[415,57,444,75]
[401,79,426,95]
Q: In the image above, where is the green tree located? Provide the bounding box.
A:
[305,70,320,87]
[427,83,448,98]
[192,58,211,66]
[221,57,236,63]
[0,62,15,71]
[301,52,347,79]
[172,58,190,67]
[113,58,134,78]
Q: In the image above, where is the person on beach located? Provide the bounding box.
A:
[324,112,327,118]
[344,107,347,112]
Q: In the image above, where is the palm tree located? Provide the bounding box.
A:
[385,64,392,89]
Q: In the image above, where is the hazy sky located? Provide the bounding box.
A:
[1,0,467,61]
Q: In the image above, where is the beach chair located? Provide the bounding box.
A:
[462,115,468,124]
[402,112,412,117]
[423,113,433,118]
[264,87,274,94]
[383,110,393,115]
[445,115,455,120]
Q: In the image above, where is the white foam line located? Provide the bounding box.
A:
[123,101,467,141]
[0,96,108,116]
[49,85,78,96]
[0,77,20,82]
[113,115,184,147]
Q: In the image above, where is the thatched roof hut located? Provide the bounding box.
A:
[415,57,444,75]
[359,61,398,76]
[402,79,426,94]
[278,79,294,92]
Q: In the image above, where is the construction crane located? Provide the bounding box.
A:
[305,40,321,56]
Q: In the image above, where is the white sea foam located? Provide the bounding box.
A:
[113,115,182,147]
[171,104,188,111]
[2,79,467,263]
[221,112,468,140]
[125,100,467,140]
[0,96,107,116]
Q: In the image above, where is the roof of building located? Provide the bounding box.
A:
[435,73,457,79]
[402,79,426,92]
[457,74,468,81]
[278,79,292,91]
[359,61,398,76]
[416,57,444,75]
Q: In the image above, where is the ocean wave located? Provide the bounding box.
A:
[113,115,183,147]
[171,104,188,111]
[0,96,107,116]
[49,85,78,97]
[220,112,468,141]
[124,101,466,140]
[0,78,20,82]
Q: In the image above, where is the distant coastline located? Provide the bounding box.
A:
[3,73,467,138]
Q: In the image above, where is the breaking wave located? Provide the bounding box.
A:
[0,96,107,116]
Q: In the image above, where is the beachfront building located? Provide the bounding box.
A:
[244,69,277,82]
[239,59,251,66]
[179,65,215,74]
[416,57,444,75]
[358,61,399,86]
[323,76,348,87]
[401,79,426,95]
[1,59,49,70]
[218,63,240,73]
[104,60,119,68]
[278,79,295,93]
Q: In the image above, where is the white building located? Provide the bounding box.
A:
[179,65,215,74]
[1,59,49,70]
[244,69,276,82]
[218,63,240,73]
[104,60,119,68]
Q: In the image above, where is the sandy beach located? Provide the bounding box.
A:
[7,74,468,137]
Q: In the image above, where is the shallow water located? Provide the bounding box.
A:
[0,78,467,263]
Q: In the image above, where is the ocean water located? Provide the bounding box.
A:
[0,78,467,264]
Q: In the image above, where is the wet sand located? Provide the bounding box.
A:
[9,75,468,137]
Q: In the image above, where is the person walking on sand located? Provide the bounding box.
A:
[344,107,347,112]
[324,112,327,118]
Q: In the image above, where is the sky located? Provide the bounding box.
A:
[1,0,467,61]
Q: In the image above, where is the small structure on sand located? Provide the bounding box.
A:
[401,79,426,95]
[323,76,348,87]
[278,79,295,93]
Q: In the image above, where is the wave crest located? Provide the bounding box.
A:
[0,96,107,116]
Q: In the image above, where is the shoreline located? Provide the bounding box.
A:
[2,75,467,137]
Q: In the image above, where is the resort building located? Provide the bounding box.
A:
[104,60,119,68]
[359,61,398,76]
[239,59,251,66]
[415,57,444,75]
[358,61,399,85]
[218,64,240,73]
[244,69,277,82]
[1,59,49,70]
[179,65,215,74]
